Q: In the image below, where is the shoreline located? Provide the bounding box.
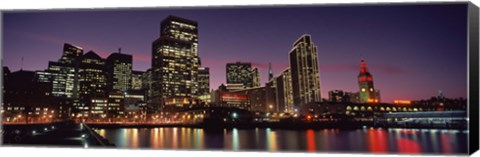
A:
[85,121,468,131]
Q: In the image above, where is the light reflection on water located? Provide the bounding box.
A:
[94,127,468,154]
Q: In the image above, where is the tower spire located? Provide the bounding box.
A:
[268,62,273,80]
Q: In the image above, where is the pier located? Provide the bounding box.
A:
[2,120,114,147]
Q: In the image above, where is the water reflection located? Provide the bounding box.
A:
[94,127,468,154]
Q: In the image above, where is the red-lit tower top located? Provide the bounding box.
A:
[358,59,377,103]
[358,59,373,82]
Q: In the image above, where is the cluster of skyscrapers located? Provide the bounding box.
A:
[2,15,386,122]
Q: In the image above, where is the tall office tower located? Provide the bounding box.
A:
[226,62,254,90]
[131,70,144,90]
[60,43,84,64]
[79,51,106,97]
[44,43,84,98]
[289,34,322,107]
[142,69,154,100]
[151,15,200,107]
[105,50,132,92]
[358,59,377,103]
[77,51,107,118]
[275,68,294,113]
[252,67,261,87]
[268,62,273,81]
[197,67,210,95]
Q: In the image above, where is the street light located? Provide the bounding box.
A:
[232,112,238,119]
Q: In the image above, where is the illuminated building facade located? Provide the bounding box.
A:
[212,84,250,110]
[198,67,210,95]
[152,15,200,107]
[78,51,107,117]
[107,91,125,120]
[198,67,211,104]
[358,59,378,103]
[131,70,144,90]
[275,68,294,113]
[124,89,147,120]
[252,67,261,87]
[232,87,267,112]
[106,51,132,92]
[60,43,84,64]
[40,43,83,98]
[89,97,108,119]
[289,34,322,106]
[226,62,254,90]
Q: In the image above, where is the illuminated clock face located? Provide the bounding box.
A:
[361,88,366,92]
[370,88,373,92]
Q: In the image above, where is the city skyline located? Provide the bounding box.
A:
[3,4,468,102]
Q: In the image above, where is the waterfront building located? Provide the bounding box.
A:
[358,59,378,103]
[275,68,294,113]
[124,89,147,121]
[78,51,107,118]
[231,86,268,112]
[3,70,54,123]
[289,34,322,107]
[107,91,125,121]
[105,50,132,92]
[89,97,108,120]
[151,15,200,108]
[211,84,250,110]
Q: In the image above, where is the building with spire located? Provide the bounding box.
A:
[358,59,378,103]
[268,62,273,81]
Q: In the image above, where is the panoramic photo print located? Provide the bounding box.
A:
[1,3,473,155]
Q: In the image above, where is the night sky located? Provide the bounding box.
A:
[2,3,468,102]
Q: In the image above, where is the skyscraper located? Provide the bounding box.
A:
[105,50,132,92]
[42,43,83,98]
[252,67,261,87]
[289,34,322,107]
[78,51,107,118]
[151,15,200,108]
[275,68,294,113]
[131,70,144,90]
[197,67,210,95]
[79,51,107,97]
[358,59,377,103]
[226,62,254,90]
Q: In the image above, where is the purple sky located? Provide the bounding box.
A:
[2,4,468,102]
